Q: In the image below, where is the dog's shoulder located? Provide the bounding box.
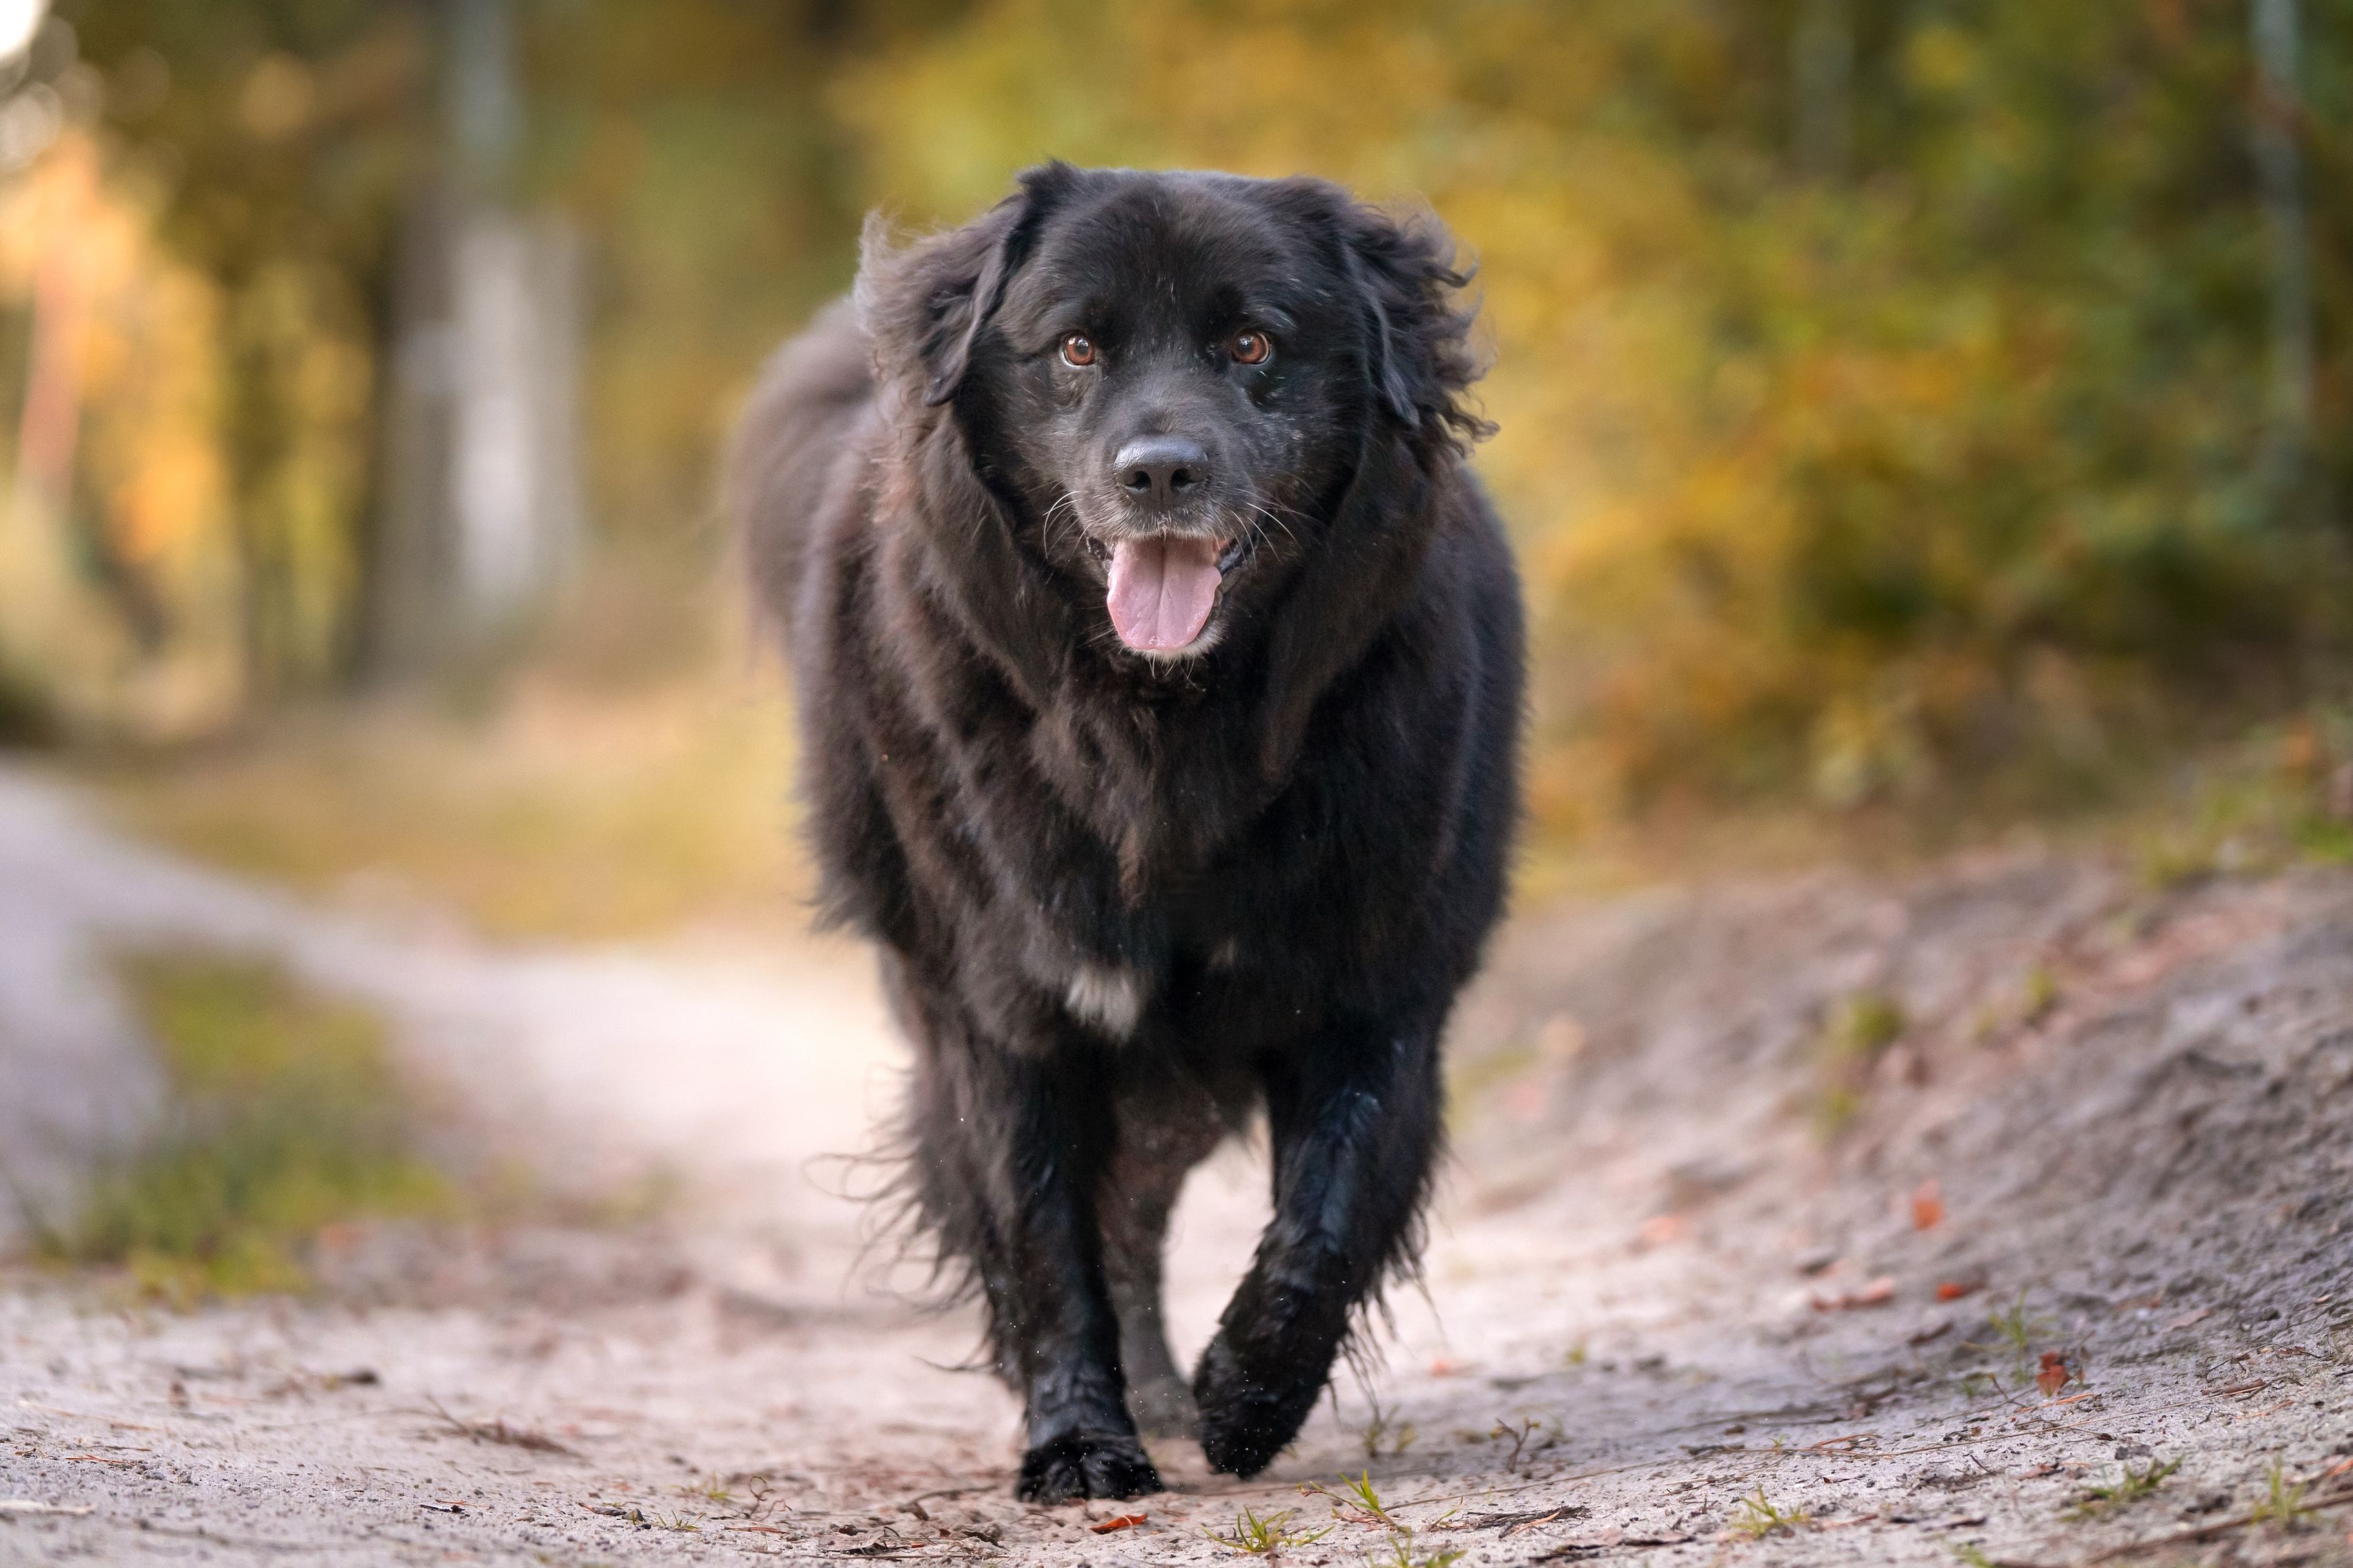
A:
[729,299,883,644]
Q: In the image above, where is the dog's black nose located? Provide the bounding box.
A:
[1113,437,1209,508]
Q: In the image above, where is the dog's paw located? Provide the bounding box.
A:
[1192,1333,1317,1478]
[1015,1431,1163,1504]
[1127,1373,1200,1440]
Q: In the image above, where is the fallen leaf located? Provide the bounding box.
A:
[1550,1526,1622,1550]
[2035,1351,2072,1398]
[1090,1512,1147,1534]
[2165,1307,2214,1331]
[1428,1356,1468,1377]
[2321,1456,2353,1481]
[1635,1213,1691,1250]
[2207,1380,2267,1398]
[1812,1276,1897,1312]
[1911,1180,1945,1231]
[1457,1505,1590,1536]
[1909,1320,1953,1345]
[1936,1280,1984,1302]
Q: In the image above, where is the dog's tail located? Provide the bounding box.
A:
[724,297,876,644]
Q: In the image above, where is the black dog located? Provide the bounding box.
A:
[729,163,1522,1502]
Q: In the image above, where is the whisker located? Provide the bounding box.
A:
[1043,492,1089,559]
[1243,500,1297,550]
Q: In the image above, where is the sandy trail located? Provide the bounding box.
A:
[4,771,2352,1567]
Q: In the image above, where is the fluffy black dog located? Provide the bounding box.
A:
[729,163,1522,1502]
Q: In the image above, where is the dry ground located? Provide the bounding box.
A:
[3,771,2352,1567]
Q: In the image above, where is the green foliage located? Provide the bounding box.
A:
[834,0,2353,823]
[40,0,2353,828]
[63,0,430,695]
[2132,712,2353,886]
[43,951,453,1302]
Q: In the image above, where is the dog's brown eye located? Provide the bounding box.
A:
[1060,333,1096,368]
[1229,330,1272,366]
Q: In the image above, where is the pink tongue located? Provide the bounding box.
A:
[1106,535,1223,651]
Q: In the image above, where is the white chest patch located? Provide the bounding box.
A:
[1065,964,1144,1039]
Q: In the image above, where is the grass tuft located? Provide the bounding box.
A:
[1730,1486,1812,1539]
[1203,1507,1331,1555]
[2065,1456,2180,1518]
[1366,1536,1464,1568]
[1980,1289,2050,1380]
[1810,989,1908,1137]
[39,951,455,1304]
[1329,1470,1398,1527]
[1361,1396,1417,1458]
[2248,1458,2312,1529]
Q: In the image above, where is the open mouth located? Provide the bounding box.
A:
[1102,533,1241,653]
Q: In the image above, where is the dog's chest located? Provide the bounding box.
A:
[894,666,1324,1045]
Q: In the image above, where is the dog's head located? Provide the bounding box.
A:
[860,163,1487,670]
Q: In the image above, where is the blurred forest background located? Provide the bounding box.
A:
[3,0,2351,937]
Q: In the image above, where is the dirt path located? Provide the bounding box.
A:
[4,773,2352,1567]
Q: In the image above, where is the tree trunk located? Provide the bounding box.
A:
[366,0,582,684]
[1792,0,1853,179]
[2250,0,2313,496]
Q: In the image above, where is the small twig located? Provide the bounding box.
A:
[417,1396,578,1457]
[1,1500,95,1518]
[1493,1416,1541,1473]
[14,1398,163,1432]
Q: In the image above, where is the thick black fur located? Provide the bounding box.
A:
[729,164,1523,1502]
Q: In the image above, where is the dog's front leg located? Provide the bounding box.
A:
[963,1042,1161,1503]
[1192,1022,1443,1476]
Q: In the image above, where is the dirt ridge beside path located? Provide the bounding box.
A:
[4,773,2352,1565]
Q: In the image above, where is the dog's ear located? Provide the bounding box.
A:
[1333,198,1491,452]
[1254,192,1490,782]
[857,161,1079,408]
